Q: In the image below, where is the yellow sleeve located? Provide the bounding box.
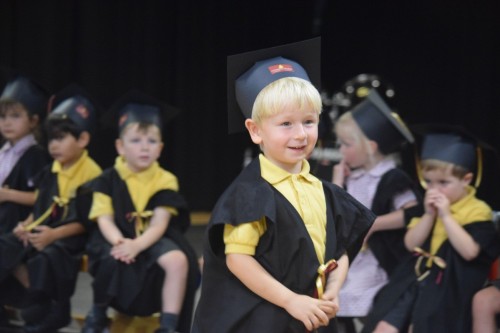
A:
[224,218,267,255]
[89,192,113,221]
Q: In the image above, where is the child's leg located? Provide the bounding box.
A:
[12,264,29,288]
[472,285,500,333]
[156,250,188,330]
[373,321,399,333]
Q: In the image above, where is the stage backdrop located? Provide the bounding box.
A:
[1,0,499,211]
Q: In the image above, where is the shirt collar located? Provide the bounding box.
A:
[349,158,397,179]
[0,134,36,155]
[450,185,476,213]
[52,149,89,176]
[114,156,160,181]
[259,154,316,185]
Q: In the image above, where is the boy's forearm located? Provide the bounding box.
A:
[134,222,167,252]
[97,216,124,245]
[404,213,434,250]
[325,254,348,297]
[371,201,418,233]
[226,253,296,309]
[441,214,480,260]
[52,222,85,240]
[134,207,170,252]
[2,189,36,206]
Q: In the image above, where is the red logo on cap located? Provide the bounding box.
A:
[76,105,89,119]
[119,114,128,127]
[268,64,294,75]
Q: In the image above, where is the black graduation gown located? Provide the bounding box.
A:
[0,164,87,304]
[362,220,500,333]
[367,168,423,276]
[84,168,200,333]
[192,158,375,333]
[0,145,50,234]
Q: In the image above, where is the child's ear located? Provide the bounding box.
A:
[367,140,379,155]
[30,114,39,128]
[462,172,474,185]
[78,131,90,148]
[115,138,124,156]
[245,119,262,145]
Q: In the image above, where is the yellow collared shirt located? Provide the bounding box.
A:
[224,154,327,263]
[51,150,102,201]
[408,186,492,255]
[89,156,179,220]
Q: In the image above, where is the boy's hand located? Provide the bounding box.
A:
[426,189,450,218]
[424,189,439,217]
[284,294,334,331]
[13,222,30,246]
[28,226,55,251]
[332,159,350,187]
[321,289,340,319]
[111,238,140,264]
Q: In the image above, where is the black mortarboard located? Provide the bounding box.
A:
[227,37,321,133]
[351,89,414,154]
[413,124,495,187]
[0,75,49,117]
[103,90,179,134]
[48,84,99,134]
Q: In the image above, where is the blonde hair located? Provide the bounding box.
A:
[334,111,398,167]
[420,159,470,179]
[251,77,322,123]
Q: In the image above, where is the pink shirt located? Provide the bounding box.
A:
[338,158,416,317]
[0,134,37,186]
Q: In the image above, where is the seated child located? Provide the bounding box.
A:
[192,38,375,333]
[0,84,102,332]
[472,279,500,333]
[0,76,51,234]
[81,91,199,333]
[332,91,421,324]
[362,125,500,333]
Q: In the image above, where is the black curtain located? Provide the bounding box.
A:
[1,0,499,210]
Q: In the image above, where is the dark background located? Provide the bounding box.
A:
[1,0,499,211]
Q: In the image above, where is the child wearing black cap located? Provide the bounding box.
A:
[331,90,422,326]
[81,91,199,333]
[192,38,375,333]
[362,125,500,333]
[0,76,51,235]
[0,84,102,332]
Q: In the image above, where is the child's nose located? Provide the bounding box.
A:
[294,124,307,138]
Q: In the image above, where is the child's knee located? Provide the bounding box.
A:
[373,320,399,333]
[158,250,188,273]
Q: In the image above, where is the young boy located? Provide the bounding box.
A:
[363,125,500,333]
[81,91,199,333]
[0,84,102,332]
[192,38,375,333]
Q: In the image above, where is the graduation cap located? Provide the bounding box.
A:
[350,89,414,154]
[413,124,496,188]
[227,37,321,133]
[0,75,49,117]
[48,84,100,134]
[103,90,180,134]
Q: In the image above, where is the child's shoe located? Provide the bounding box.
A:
[81,310,110,333]
[20,300,50,326]
[23,300,70,333]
